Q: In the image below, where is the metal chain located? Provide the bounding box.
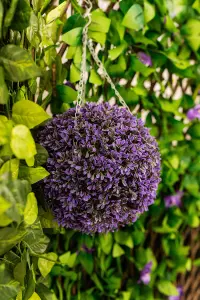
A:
[77,0,130,113]
[87,39,130,112]
[76,0,92,112]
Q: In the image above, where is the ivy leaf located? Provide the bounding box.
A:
[19,166,49,184]
[144,1,155,23]
[122,4,144,31]
[0,67,9,105]
[0,227,26,256]
[24,192,38,225]
[46,1,67,24]
[0,159,19,180]
[99,233,113,255]
[62,13,86,34]
[28,292,41,300]
[10,125,37,167]
[89,69,103,86]
[89,10,111,33]
[23,220,49,254]
[114,231,134,249]
[108,42,127,61]
[34,144,49,167]
[13,260,26,285]
[79,252,94,275]
[62,27,83,46]
[38,252,58,278]
[157,280,179,296]
[10,0,31,31]
[59,252,77,268]
[56,85,77,103]
[12,100,50,129]
[112,243,125,258]
[0,45,41,82]
[0,280,20,300]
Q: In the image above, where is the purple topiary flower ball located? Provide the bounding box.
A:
[38,102,161,234]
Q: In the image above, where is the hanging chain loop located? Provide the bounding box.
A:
[87,39,130,112]
[76,0,130,112]
[76,0,92,111]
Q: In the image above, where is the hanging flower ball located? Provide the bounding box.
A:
[38,102,161,234]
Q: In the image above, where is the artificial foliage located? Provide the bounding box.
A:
[0,0,200,300]
[38,102,160,233]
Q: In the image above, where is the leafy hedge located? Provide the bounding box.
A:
[0,0,200,299]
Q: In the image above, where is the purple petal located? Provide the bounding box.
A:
[187,104,200,120]
[138,52,152,67]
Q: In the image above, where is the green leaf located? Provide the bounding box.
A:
[88,31,106,45]
[14,260,26,285]
[19,166,49,184]
[89,69,103,86]
[131,56,154,76]
[114,231,134,249]
[0,227,26,256]
[0,196,11,214]
[144,1,155,23]
[182,19,200,52]
[99,233,113,255]
[46,1,67,24]
[10,125,36,166]
[187,214,200,228]
[188,123,200,138]
[34,144,48,167]
[157,280,179,296]
[62,13,86,34]
[159,98,182,113]
[89,10,111,33]
[0,1,4,39]
[28,292,41,300]
[0,116,10,145]
[38,252,58,277]
[10,0,31,31]
[23,220,49,254]
[182,175,199,196]
[0,214,12,226]
[0,45,41,82]
[70,63,80,83]
[56,85,77,103]
[3,0,19,28]
[112,243,125,258]
[0,159,19,180]
[108,42,127,61]
[59,252,77,268]
[62,27,83,46]
[24,192,38,225]
[91,274,104,292]
[0,67,9,105]
[12,100,50,129]
[122,4,144,31]
[0,280,20,300]
[79,252,94,275]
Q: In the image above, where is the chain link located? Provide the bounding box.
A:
[87,39,130,112]
[76,0,92,112]
[76,0,130,113]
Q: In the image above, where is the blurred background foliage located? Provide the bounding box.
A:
[0,0,200,299]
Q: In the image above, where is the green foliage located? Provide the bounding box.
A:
[0,0,200,299]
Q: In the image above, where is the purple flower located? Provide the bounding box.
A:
[138,52,152,67]
[138,261,152,285]
[164,191,184,208]
[168,286,183,300]
[38,102,161,234]
[187,104,200,120]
